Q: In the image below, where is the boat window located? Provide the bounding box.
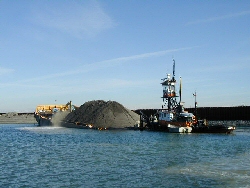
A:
[187,117,192,122]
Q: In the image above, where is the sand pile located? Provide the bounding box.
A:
[64,100,139,129]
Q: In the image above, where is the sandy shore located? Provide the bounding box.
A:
[0,113,37,124]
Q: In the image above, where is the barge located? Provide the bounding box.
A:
[34,101,73,126]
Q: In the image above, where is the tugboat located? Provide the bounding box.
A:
[144,59,235,134]
[157,59,195,133]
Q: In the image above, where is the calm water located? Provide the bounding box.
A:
[0,124,250,188]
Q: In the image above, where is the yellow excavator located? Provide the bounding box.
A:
[34,101,75,126]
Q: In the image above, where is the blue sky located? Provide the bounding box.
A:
[0,0,250,112]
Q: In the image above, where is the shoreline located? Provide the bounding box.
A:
[0,112,36,124]
[0,112,249,127]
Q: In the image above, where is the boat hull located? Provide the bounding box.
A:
[168,126,192,133]
[146,121,235,134]
[159,120,187,127]
[191,125,235,134]
[34,113,52,126]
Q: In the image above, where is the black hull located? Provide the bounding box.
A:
[37,117,52,126]
[146,122,235,133]
[191,125,235,134]
[147,124,169,132]
[34,113,52,126]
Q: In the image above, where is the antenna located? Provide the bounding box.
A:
[172,59,175,77]
[179,77,182,102]
[193,91,197,116]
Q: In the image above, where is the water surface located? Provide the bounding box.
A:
[0,124,250,187]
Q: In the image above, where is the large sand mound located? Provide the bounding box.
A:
[64,100,139,129]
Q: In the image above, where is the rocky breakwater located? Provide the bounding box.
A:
[63,100,140,129]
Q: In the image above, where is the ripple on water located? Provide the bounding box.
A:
[0,125,250,187]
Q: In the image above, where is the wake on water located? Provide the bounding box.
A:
[17,125,64,134]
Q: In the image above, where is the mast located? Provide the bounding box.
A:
[179,77,182,103]
[172,59,175,81]
[161,59,179,111]
[193,91,197,116]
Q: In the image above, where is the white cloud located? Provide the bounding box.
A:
[0,67,14,75]
[15,46,195,83]
[0,47,195,95]
[186,10,250,25]
[31,0,115,38]
[100,46,196,63]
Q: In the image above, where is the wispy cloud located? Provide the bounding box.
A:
[100,46,196,63]
[31,0,115,38]
[3,78,157,99]
[0,67,14,76]
[17,46,196,83]
[186,10,250,25]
